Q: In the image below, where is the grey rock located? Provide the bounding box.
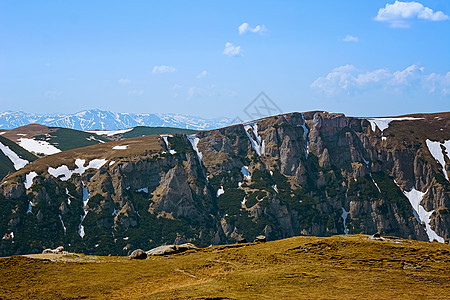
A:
[146,243,197,256]
[254,235,266,243]
[129,249,147,259]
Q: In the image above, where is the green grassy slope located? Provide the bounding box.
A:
[34,128,110,152]
[121,126,198,138]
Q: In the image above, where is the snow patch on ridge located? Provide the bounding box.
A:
[366,117,423,132]
[18,138,61,155]
[48,158,107,181]
[85,128,133,136]
[24,172,38,189]
[426,139,449,181]
[243,122,265,156]
[112,145,128,150]
[0,141,29,170]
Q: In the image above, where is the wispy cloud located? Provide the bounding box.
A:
[187,86,197,100]
[44,90,62,99]
[118,78,131,84]
[152,65,176,74]
[375,1,449,28]
[343,35,359,42]
[186,84,217,100]
[238,22,266,34]
[424,72,450,95]
[197,70,208,79]
[311,64,449,95]
[223,42,242,57]
[128,90,144,96]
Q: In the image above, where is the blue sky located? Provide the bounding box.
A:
[0,0,449,119]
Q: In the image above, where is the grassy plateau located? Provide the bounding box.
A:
[1,234,449,299]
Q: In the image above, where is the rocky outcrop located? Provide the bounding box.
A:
[0,111,449,256]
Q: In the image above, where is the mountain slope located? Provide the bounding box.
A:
[1,124,197,156]
[0,111,449,257]
[1,235,450,299]
[0,136,37,180]
[0,109,232,130]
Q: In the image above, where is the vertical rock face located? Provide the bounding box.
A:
[0,111,449,256]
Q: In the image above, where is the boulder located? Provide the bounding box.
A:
[175,243,197,252]
[42,249,53,254]
[146,245,177,256]
[56,246,64,253]
[129,249,147,259]
[254,235,266,243]
[146,243,198,256]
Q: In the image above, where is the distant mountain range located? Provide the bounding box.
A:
[0,109,233,130]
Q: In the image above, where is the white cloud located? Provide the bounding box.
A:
[223,42,243,57]
[44,90,62,99]
[118,78,131,84]
[392,64,424,84]
[186,84,217,100]
[343,35,359,42]
[197,70,208,78]
[152,65,176,74]
[311,64,449,95]
[128,90,144,96]
[375,1,449,28]
[238,22,266,34]
[187,86,197,100]
[424,72,450,95]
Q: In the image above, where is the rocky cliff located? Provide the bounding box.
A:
[0,111,449,256]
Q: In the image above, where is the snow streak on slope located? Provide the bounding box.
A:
[341,208,349,235]
[243,122,265,156]
[161,135,176,154]
[402,187,444,243]
[187,134,202,163]
[78,182,90,238]
[0,141,29,170]
[241,166,251,180]
[0,110,232,130]
[426,139,449,181]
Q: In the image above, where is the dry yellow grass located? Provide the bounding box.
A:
[1,234,449,299]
